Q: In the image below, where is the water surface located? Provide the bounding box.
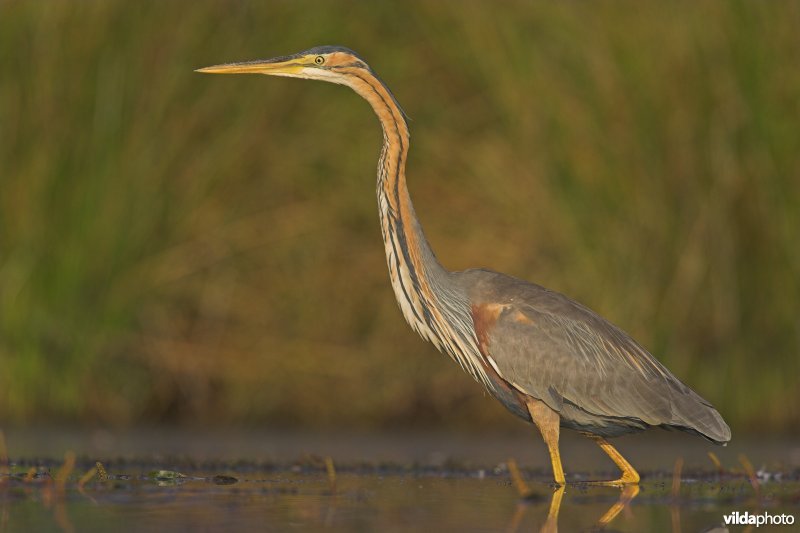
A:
[1,429,798,531]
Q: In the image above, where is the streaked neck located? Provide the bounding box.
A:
[343,67,447,330]
[341,67,490,388]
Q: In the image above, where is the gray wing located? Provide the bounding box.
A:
[461,269,731,443]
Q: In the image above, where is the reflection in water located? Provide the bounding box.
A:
[541,486,564,533]
[0,446,796,532]
[671,457,684,533]
[507,457,640,532]
[597,485,639,528]
[507,484,639,533]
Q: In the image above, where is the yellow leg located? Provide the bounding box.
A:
[527,398,566,486]
[588,436,640,485]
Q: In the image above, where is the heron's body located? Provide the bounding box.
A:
[459,269,729,442]
[198,46,731,486]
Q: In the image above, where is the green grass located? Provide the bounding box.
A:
[1,1,798,431]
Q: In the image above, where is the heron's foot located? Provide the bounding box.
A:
[585,436,641,486]
[585,470,640,486]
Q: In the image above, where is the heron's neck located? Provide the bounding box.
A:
[342,71,491,390]
[372,103,446,286]
[344,70,457,335]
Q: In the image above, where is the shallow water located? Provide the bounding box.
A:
[1,429,798,532]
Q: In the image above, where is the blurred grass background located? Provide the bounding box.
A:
[0,1,798,433]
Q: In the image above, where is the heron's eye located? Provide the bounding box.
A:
[314,56,325,65]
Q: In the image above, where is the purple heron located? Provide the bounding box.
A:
[197,46,731,486]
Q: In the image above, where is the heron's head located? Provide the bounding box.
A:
[196,45,371,86]
[198,45,409,125]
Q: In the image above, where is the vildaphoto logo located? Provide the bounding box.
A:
[723,511,795,527]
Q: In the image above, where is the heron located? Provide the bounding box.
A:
[197,46,731,486]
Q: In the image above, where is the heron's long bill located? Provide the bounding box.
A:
[195,57,304,76]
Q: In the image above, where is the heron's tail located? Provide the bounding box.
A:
[669,388,731,445]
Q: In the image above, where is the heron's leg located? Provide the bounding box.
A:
[588,435,640,485]
[526,398,566,486]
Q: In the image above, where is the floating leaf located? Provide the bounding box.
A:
[149,470,187,481]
